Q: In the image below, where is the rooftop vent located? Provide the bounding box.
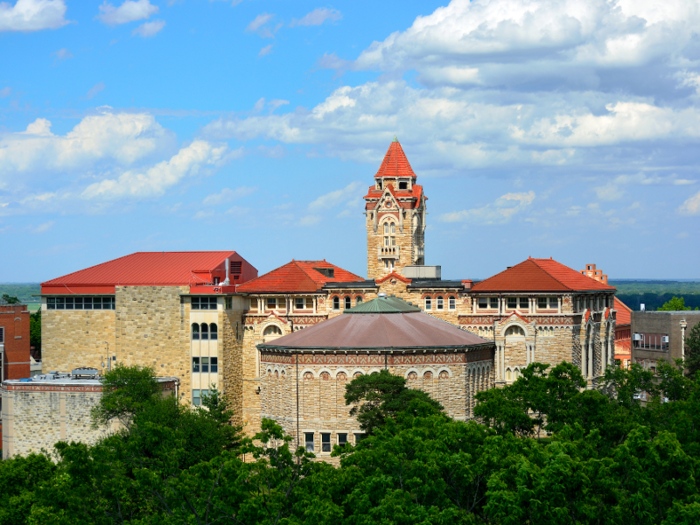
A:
[72,367,100,379]
[403,265,441,280]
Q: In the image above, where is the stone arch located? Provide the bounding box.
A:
[299,368,315,380]
[351,369,365,379]
[261,322,284,343]
[335,368,349,380]
[505,367,513,381]
[369,367,382,375]
[405,367,420,380]
[437,368,450,379]
[318,368,332,381]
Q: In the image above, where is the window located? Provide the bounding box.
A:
[249,298,257,311]
[0,327,3,344]
[478,297,488,309]
[192,389,209,406]
[266,297,277,310]
[225,297,232,310]
[333,296,340,310]
[295,297,305,310]
[519,297,528,309]
[425,297,432,310]
[378,181,382,189]
[490,297,498,309]
[306,297,314,309]
[338,433,348,447]
[507,297,517,309]
[384,223,388,234]
[506,369,512,381]
[192,323,200,340]
[192,357,200,372]
[391,223,396,234]
[505,325,525,337]
[209,323,218,340]
[305,432,315,452]
[399,181,408,190]
[47,296,115,310]
[263,325,282,342]
[437,296,444,310]
[321,433,331,453]
[192,297,217,310]
[538,297,548,309]
[230,260,242,275]
[356,296,363,306]
[354,433,365,445]
[201,323,209,340]
[344,296,352,309]
[449,296,456,310]
[384,260,394,270]
[193,357,217,373]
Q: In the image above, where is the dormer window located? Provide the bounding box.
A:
[313,267,335,278]
[378,181,382,190]
[399,181,408,190]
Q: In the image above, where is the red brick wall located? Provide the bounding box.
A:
[0,304,31,380]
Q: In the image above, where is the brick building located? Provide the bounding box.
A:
[0,301,31,382]
[36,139,621,443]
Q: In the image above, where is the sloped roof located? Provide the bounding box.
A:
[237,260,363,293]
[259,311,490,350]
[42,252,239,290]
[345,295,421,314]
[471,257,617,293]
[374,139,416,178]
[614,297,632,325]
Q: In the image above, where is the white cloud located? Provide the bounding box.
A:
[594,173,697,202]
[52,47,72,61]
[290,8,341,27]
[309,182,363,211]
[679,190,700,216]
[85,82,106,100]
[298,215,321,227]
[0,0,68,32]
[132,19,164,37]
[0,87,10,97]
[29,221,54,233]
[97,0,158,25]
[0,110,177,179]
[440,191,536,224]
[82,140,230,199]
[258,44,273,57]
[246,13,279,38]
[202,186,256,206]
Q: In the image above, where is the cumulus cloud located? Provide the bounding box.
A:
[97,0,158,26]
[202,186,256,206]
[290,8,341,27]
[440,191,536,224]
[0,0,68,32]
[679,190,700,216]
[0,110,177,180]
[132,19,164,37]
[82,140,230,199]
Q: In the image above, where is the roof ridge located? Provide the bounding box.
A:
[529,258,572,290]
[41,251,138,285]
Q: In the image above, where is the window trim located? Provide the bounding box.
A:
[333,296,340,310]
[210,323,218,340]
[321,432,331,453]
[305,432,315,453]
[344,296,351,309]
[436,296,444,310]
[448,296,456,310]
[425,296,432,310]
[192,323,200,340]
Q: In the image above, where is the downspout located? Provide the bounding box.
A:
[296,352,300,462]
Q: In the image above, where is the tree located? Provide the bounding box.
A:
[1,294,19,304]
[344,369,444,434]
[658,296,693,311]
[91,363,161,427]
[685,323,700,378]
[30,310,41,355]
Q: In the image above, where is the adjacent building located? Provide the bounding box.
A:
[0,300,31,382]
[631,311,700,372]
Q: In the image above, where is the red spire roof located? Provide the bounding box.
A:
[374,139,416,178]
[471,257,617,293]
[236,260,364,293]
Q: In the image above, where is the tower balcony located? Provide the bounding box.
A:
[378,246,400,259]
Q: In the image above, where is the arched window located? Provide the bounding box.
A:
[505,325,525,337]
[263,324,283,342]
[425,297,432,310]
[337,372,347,381]
[353,372,363,379]
[333,296,340,310]
[303,371,314,380]
[506,368,512,381]
[191,323,200,340]
[201,323,209,340]
[320,371,331,381]
[514,368,521,379]
[344,296,351,309]
[356,296,363,306]
[209,323,218,340]
[449,296,456,310]
[437,296,444,310]
[407,372,417,380]
[383,223,388,234]
[424,371,433,380]
[280,370,286,380]
[438,370,449,379]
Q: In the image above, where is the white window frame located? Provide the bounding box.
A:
[425,297,432,310]
[304,432,315,452]
[449,296,456,310]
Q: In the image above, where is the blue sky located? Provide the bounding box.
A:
[1,0,700,282]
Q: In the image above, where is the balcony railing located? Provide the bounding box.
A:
[378,246,400,258]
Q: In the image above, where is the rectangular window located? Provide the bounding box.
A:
[45,296,117,310]
[193,389,201,406]
[305,432,315,452]
[507,297,517,309]
[0,327,4,344]
[201,357,209,373]
[295,297,305,309]
[231,261,242,275]
[249,298,257,311]
[449,296,456,310]
[478,297,488,309]
[225,297,232,310]
[321,433,331,453]
[210,357,218,373]
[519,297,528,309]
[267,298,276,310]
[354,433,365,445]
[490,297,498,309]
[306,297,314,309]
[84,297,93,310]
[338,433,348,447]
[192,357,200,373]
[538,297,547,309]
[191,297,217,310]
[550,297,558,309]
[65,297,74,310]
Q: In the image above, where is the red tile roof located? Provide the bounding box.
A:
[471,257,617,293]
[41,251,253,294]
[236,260,364,293]
[374,139,416,178]
[614,297,632,326]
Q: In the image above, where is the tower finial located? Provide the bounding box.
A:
[393,135,398,142]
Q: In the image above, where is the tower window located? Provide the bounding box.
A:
[399,181,408,190]
[384,260,394,271]
[391,223,396,234]
[378,181,382,190]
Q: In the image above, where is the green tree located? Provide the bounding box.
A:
[91,363,161,427]
[344,369,444,435]
[1,294,19,304]
[658,296,692,311]
[685,323,700,377]
[30,310,41,354]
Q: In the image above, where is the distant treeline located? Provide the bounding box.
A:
[0,283,40,305]
[611,280,700,311]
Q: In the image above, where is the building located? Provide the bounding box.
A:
[257,294,493,461]
[614,297,632,368]
[0,300,31,382]
[40,251,257,405]
[1,369,178,459]
[631,311,700,372]
[39,139,621,440]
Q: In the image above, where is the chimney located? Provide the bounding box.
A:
[462,280,473,290]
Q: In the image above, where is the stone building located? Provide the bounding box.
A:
[1,370,178,459]
[631,311,700,372]
[257,295,493,461]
